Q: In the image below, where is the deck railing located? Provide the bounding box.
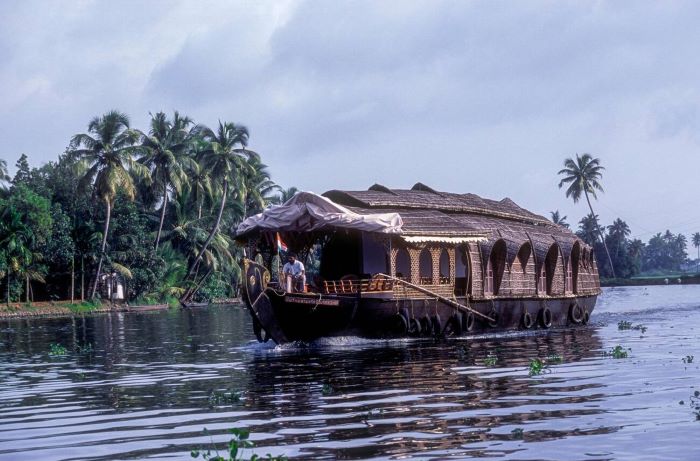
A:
[322,278,395,295]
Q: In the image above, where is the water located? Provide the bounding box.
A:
[1,286,700,460]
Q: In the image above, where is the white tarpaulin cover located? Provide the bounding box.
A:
[236,191,404,236]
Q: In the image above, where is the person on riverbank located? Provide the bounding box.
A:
[282,254,306,292]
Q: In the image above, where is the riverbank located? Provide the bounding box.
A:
[0,300,172,320]
[601,274,700,287]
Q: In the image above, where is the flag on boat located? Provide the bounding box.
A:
[276,232,288,252]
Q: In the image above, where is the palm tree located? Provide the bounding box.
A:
[550,210,569,228]
[558,153,616,277]
[138,111,194,250]
[0,159,11,195]
[69,110,147,299]
[240,150,278,218]
[183,121,249,288]
[277,186,299,204]
[607,218,631,259]
[576,213,600,246]
[0,205,40,304]
[693,232,700,273]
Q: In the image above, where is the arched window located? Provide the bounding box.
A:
[484,258,494,294]
[490,240,507,295]
[544,244,564,295]
[395,248,410,280]
[456,248,471,296]
[439,249,450,284]
[537,264,546,294]
[419,248,432,284]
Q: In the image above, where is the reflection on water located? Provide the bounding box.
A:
[1,286,700,460]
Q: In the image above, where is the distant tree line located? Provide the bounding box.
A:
[550,211,692,279]
[0,111,295,304]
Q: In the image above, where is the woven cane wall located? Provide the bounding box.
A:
[468,243,484,298]
[550,249,566,295]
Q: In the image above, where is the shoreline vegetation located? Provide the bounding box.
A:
[0,298,243,319]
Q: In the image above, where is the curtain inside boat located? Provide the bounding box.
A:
[236,191,403,236]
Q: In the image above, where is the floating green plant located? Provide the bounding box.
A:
[617,320,647,333]
[76,343,93,354]
[546,354,563,363]
[321,383,334,395]
[209,389,242,406]
[191,427,287,461]
[683,355,694,364]
[689,390,700,421]
[48,343,68,356]
[528,358,549,376]
[511,427,524,439]
[484,354,498,367]
[604,345,630,359]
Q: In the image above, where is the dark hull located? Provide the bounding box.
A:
[243,262,597,344]
[262,292,596,342]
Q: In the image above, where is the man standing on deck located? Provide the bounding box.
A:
[282,253,306,292]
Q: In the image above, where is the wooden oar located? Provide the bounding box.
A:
[376,273,495,323]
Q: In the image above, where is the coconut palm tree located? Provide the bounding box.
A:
[240,150,278,218]
[693,232,700,273]
[550,210,569,228]
[277,186,299,204]
[607,218,631,259]
[558,153,616,277]
[138,111,194,250]
[183,121,249,287]
[0,159,10,191]
[69,110,148,299]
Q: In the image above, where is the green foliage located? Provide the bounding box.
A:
[528,358,549,376]
[484,354,498,367]
[209,388,242,406]
[49,343,68,356]
[604,345,630,359]
[191,428,287,461]
[1,110,282,305]
[617,320,647,333]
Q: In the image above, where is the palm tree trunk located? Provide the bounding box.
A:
[81,255,85,302]
[585,191,616,278]
[71,253,75,304]
[6,274,9,305]
[25,275,29,303]
[186,267,214,301]
[184,179,228,283]
[155,185,168,251]
[91,199,112,299]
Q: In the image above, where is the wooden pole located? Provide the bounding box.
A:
[376,273,495,323]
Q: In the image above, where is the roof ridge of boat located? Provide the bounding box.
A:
[323,184,552,226]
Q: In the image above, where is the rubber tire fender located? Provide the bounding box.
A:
[582,309,590,325]
[431,314,443,337]
[420,315,432,336]
[539,307,553,329]
[447,313,463,336]
[569,303,583,324]
[488,308,499,328]
[393,312,409,335]
[522,310,534,329]
[463,311,476,332]
[408,317,421,336]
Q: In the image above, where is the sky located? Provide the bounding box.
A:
[1,0,700,243]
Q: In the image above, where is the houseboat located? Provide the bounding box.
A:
[236,183,600,344]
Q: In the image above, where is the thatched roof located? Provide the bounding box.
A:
[323,183,589,265]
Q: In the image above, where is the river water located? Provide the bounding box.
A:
[1,286,699,460]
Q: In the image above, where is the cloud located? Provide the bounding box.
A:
[1,0,700,239]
